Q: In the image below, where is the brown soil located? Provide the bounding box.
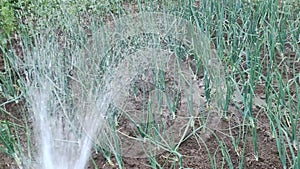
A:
[83,102,284,169]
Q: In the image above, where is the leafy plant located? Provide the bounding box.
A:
[0,0,17,46]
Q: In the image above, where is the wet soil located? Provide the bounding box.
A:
[82,104,285,169]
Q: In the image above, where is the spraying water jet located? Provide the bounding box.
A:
[20,12,225,169]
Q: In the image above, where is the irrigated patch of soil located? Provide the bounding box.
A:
[84,103,285,169]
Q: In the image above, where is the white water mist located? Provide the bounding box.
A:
[21,22,110,168]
